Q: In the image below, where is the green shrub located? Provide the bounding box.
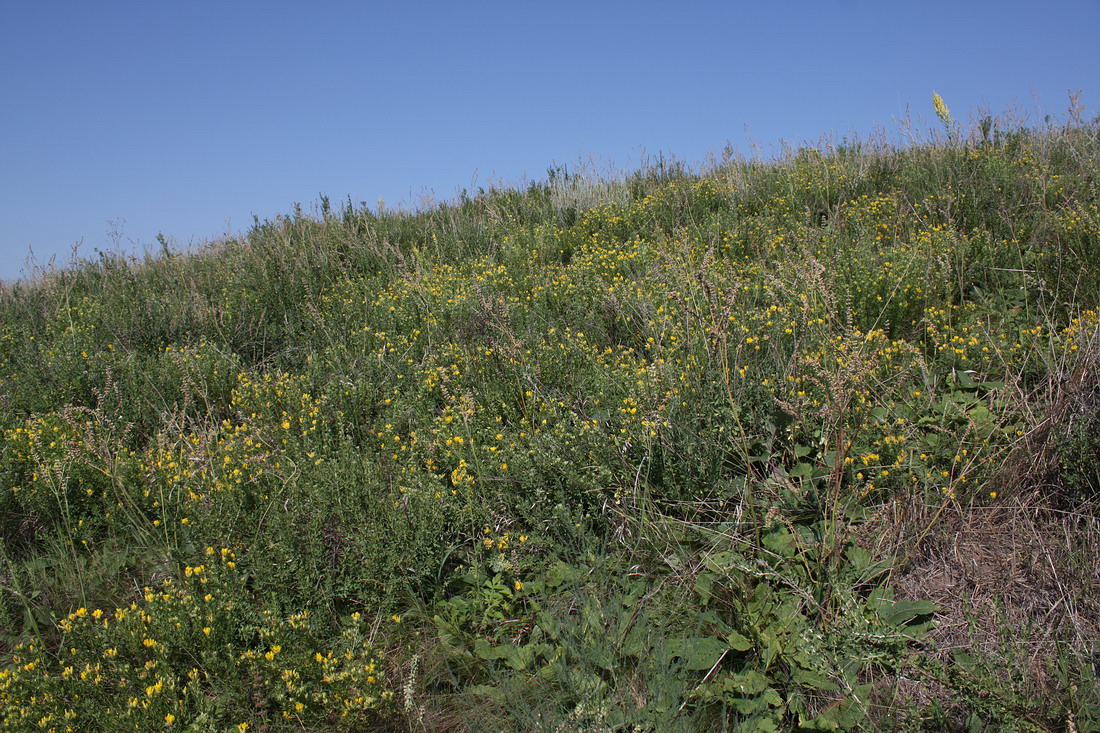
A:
[0,548,392,732]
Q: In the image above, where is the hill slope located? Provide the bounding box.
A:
[1,121,1099,730]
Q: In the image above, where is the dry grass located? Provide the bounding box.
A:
[864,338,1100,727]
[868,491,1096,729]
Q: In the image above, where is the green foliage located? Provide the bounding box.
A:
[0,549,392,731]
[0,118,1097,729]
[1052,382,1100,506]
[426,518,935,731]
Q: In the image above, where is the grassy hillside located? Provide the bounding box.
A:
[1,115,1098,731]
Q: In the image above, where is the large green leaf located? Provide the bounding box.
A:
[878,599,938,626]
[667,636,730,670]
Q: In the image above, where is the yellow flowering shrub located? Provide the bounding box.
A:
[0,548,392,732]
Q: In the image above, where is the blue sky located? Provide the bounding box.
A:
[2,1,1097,281]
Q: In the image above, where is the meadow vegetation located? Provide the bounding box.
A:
[1,107,1098,731]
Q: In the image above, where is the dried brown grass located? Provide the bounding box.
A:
[864,335,1100,728]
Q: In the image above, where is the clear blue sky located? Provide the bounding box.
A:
[2,1,1097,281]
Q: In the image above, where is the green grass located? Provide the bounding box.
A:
[1,110,1098,731]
